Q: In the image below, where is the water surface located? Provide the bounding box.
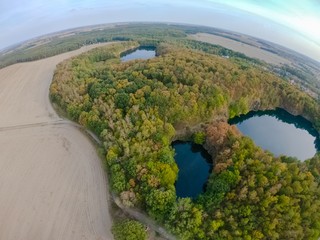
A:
[120,46,156,62]
[173,141,212,198]
[229,108,320,160]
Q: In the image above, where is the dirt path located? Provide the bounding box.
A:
[0,44,113,240]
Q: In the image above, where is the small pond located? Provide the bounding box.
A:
[173,141,212,198]
[229,108,320,160]
[120,46,156,62]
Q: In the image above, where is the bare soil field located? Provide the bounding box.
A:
[0,44,113,240]
[190,33,291,66]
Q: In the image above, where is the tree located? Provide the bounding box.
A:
[115,92,130,109]
[112,220,147,240]
[193,132,206,145]
[166,198,204,239]
[146,188,176,221]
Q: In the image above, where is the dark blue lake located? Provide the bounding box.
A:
[120,46,156,62]
[229,108,320,160]
[173,141,212,198]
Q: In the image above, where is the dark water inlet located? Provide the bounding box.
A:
[173,141,212,198]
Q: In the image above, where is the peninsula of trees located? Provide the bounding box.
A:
[51,40,320,239]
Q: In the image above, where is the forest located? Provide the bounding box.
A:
[0,24,262,69]
[50,41,320,239]
[3,23,320,98]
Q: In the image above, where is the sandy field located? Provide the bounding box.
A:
[190,33,291,66]
[0,44,113,240]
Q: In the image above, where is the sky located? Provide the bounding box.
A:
[1,0,320,61]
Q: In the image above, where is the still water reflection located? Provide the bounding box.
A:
[229,108,320,160]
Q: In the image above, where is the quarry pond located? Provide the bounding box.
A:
[229,108,320,160]
[173,141,212,198]
[120,46,156,62]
